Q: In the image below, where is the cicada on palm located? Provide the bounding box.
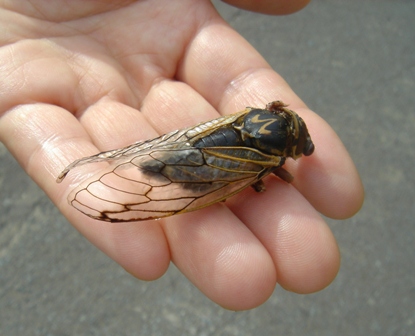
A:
[57,101,314,222]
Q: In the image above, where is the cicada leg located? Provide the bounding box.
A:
[272,167,294,183]
[251,179,266,192]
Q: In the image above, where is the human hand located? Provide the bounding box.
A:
[0,0,363,310]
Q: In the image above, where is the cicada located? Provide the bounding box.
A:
[57,101,314,222]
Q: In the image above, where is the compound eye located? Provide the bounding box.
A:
[303,139,314,156]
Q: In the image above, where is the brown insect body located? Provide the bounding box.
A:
[57,101,314,222]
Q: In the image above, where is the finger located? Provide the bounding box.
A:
[163,204,277,310]
[221,0,311,15]
[227,178,340,293]
[178,21,301,111]
[77,97,158,151]
[141,80,219,133]
[179,19,364,219]
[286,107,364,219]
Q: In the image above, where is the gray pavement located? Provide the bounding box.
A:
[1,1,414,335]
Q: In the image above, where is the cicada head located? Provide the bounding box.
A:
[289,111,314,159]
[236,101,314,160]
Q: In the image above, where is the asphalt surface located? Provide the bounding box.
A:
[1,1,414,335]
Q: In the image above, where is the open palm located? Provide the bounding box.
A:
[0,0,363,309]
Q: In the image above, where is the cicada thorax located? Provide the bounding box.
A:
[233,108,291,156]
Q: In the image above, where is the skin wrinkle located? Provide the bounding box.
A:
[83,4,196,99]
[4,43,80,112]
[141,81,218,136]
[215,59,301,114]
[10,106,69,179]
[275,212,314,259]
[29,132,65,180]
[213,239,274,292]
[214,244,248,289]
[274,212,339,292]
[190,231,274,304]
[3,1,133,22]
[224,67,273,106]
[215,241,246,272]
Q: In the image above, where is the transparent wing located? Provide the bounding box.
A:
[64,146,283,222]
[57,110,249,183]
[57,109,284,222]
